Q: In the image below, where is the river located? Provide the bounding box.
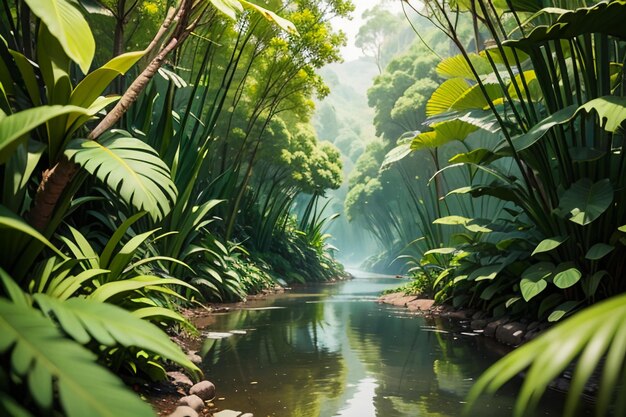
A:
[195,272,577,416]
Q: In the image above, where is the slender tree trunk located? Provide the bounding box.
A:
[26,3,195,232]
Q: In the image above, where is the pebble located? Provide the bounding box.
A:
[178,395,204,412]
[167,371,193,388]
[167,405,198,417]
[190,380,216,401]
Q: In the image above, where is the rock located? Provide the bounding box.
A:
[189,380,216,401]
[187,352,203,365]
[213,411,242,417]
[241,414,254,417]
[178,395,204,412]
[470,319,488,330]
[167,371,193,388]
[168,406,198,417]
[526,321,540,331]
[484,317,510,338]
[406,299,435,311]
[472,311,488,320]
[390,295,418,307]
[446,309,473,320]
[496,322,527,346]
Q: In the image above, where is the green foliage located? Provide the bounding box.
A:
[0,296,155,417]
[65,131,177,222]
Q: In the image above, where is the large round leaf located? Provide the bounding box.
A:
[520,262,554,301]
[558,178,614,226]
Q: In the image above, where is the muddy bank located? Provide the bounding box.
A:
[377,292,550,347]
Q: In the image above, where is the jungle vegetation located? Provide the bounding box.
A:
[0,0,350,415]
[342,0,626,415]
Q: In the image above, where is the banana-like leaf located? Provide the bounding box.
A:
[0,105,89,165]
[65,132,177,222]
[466,293,626,417]
[0,298,155,417]
[209,0,243,20]
[23,0,95,73]
[33,294,200,377]
[240,0,299,35]
[70,51,145,108]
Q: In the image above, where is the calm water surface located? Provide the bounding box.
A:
[197,273,574,417]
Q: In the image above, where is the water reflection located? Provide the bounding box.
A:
[196,275,575,417]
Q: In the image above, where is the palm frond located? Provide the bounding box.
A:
[64,131,177,222]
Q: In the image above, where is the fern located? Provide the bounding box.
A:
[0,298,156,417]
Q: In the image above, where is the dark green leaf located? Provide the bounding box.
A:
[558,178,613,225]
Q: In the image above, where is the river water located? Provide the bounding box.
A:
[196,273,575,416]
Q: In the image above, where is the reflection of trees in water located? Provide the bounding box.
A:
[345,306,524,416]
[198,301,347,417]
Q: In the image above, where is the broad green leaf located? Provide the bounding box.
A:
[450,83,504,112]
[434,215,492,233]
[0,105,89,164]
[426,78,471,116]
[0,299,155,417]
[469,265,502,281]
[619,225,626,232]
[531,236,567,256]
[553,263,582,289]
[547,301,580,322]
[578,96,626,133]
[65,132,177,222]
[508,70,542,101]
[381,143,412,168]
[208,0,243,20]
[448,148,500,165]
[582,271,608,298]
[412,120,478,150]
[436,53,492,80]
[70,51,145,108]
[480,283,500,300]
[520,262,553,301]
[512,105,577,151]
[585,243,614,260]
[506,1,626,51]
[558,178,614,226]
[240,0,299,35]
[424,247,456,255]
[23,0,95,73]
